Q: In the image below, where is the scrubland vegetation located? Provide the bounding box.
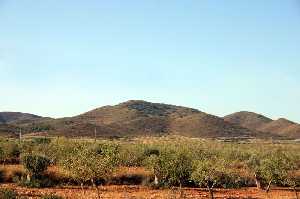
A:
[0,136,299,198]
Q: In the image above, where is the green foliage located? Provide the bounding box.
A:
[119,144,148,167]
[2,137,300,190]
[191,159,226,188]
[28,124,53,132]
[152,148,192,187]
[21,154,50,176]
[245,148,298,190]
[0,147,4,161]
[0,188,17,199]
[143,147,160,157]
[0,141,20,163]
[92,142,120,165]
[259,150,297,186]
[60,142,118,185]
[31,137,51,145]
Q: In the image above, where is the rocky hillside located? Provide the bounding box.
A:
[224,111,273,130]
[0,101,289,139]
[45,100,265,138]
[224,112,300,139]
[0,112,43,124]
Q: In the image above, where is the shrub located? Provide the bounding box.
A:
[259,150,297,192]
[191,159,228,199]
[143,147,160,157]
[0,147,4,161]
[60,143,118,198]
[246,149,297,192]
[151,148,192,187]
[0,141,20,164]
[31,137,51,145]
[92,142,120,165]
[21,154,50,187]
[0,188,17,199]
[21,154,50,177]
[119,144,147,167]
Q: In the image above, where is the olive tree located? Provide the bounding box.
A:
[151,148,192,188]
[259,151,297,193]
[60,143,119,199]
[0,142,20,164]
[247,150,297,193]
[246,153,264,189]
[191,159,227,199]
[285,173,300,199]
[21,154,50,182]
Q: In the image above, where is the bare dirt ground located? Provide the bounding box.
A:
[0,183,299,199]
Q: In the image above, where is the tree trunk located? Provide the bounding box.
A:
[26,174,31,182]
[91,179,101,199]
[254,173,261,189]
[179,183,184,198]
[207,185,214,199]
[96,185,102,199]
[154,175,159,185]
[265,180,272,193]
[294,187,299,199]
[81,183,85,196]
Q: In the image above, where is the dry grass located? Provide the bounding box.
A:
[0,164,24,182]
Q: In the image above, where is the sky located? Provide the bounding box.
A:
[0,0,300,122]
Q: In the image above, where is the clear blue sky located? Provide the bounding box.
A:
[0,0,300,122]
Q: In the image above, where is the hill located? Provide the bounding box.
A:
[224,112,300,139]
[0,124,19,137]
[0,112,42,124]
[0,101,286,139]
[258,118,300,138]
[224,111,272,130]
[40,100,266,138]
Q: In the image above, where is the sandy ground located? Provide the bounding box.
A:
[0,184,299,199]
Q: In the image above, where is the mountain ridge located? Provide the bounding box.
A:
[224,111,300,139]
[0,112,43,124]
[1,101,298,139]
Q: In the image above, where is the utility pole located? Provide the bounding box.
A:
[19,128,22,143]
[94,127,97,143]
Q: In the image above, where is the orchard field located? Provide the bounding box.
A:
[0,136,299,199]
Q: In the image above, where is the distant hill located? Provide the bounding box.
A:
[224,112,300,139]
[0,124,19,137]
[224,111,273,130]
[0,112,43,124]
[259,118,300,138]
[34,100,267,139]
[0,101,293,139]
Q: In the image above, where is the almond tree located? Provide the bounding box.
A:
[259,151,297,194]
[191,159,226,199]
[21,154,50,182]
[247,150,297,195]
[60,143,119,199]
[152,148,192,188]
[285,173,299,199]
